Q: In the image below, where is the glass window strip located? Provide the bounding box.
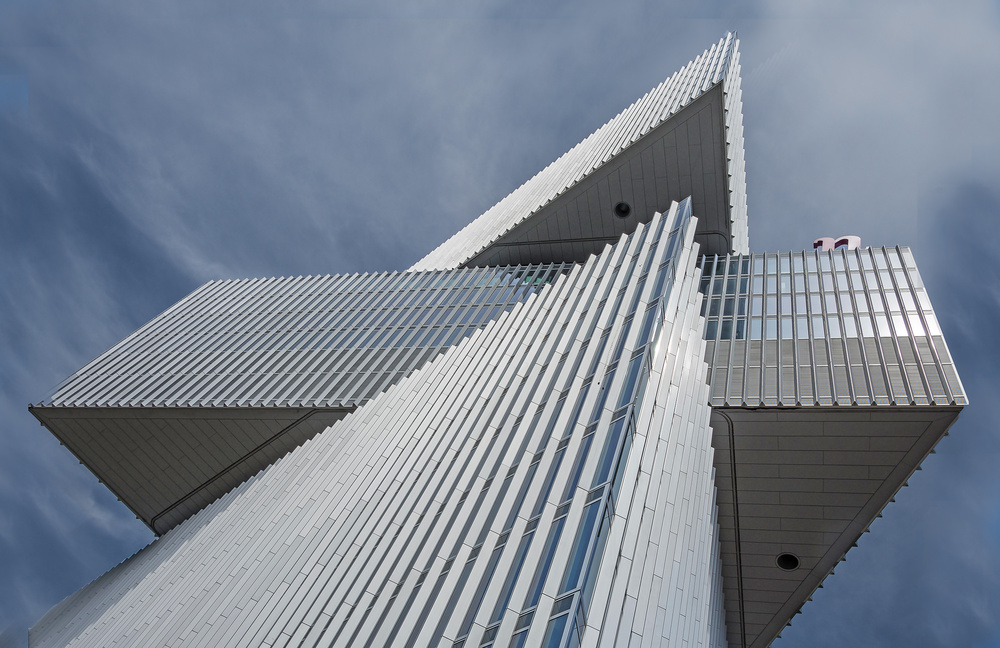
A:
[524,516,567,609]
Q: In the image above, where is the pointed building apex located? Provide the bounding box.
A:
[412,34,748,271]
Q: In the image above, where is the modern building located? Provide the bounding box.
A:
[29,34,964,648]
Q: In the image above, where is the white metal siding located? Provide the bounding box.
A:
[699,248,966,408]
[41,265,570,410]
[31,202,729,648]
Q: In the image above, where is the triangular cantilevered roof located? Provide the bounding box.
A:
[411,32,748,271]
[30,265,569,534]
[699,246,968,647]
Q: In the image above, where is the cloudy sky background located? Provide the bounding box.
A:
[2,0,999,646]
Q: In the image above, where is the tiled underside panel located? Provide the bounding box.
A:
[31,201,727,648]
[411,33,747,272]
[41,263,570,409]
[31,408,346,522]
[711,406,961,648]
[463,85,731,268]
[31,407,352,534]
[700,248,966,408]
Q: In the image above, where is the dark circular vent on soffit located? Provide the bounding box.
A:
[613,202,631,218]
[776,553,800,571]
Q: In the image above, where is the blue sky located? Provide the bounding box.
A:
[2,1,999,646]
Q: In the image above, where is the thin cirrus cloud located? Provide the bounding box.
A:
[0,1,998,646]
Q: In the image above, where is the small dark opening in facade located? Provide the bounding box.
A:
[776,553,799,571]
[613,202,632,218]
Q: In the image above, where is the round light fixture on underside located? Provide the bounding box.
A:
[776,553,800,571]
[613,201,632,218]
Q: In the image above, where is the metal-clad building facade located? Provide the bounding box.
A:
[700,248,965,407]
[29,33,966,648]
[41,264,572,410]
[33,205,731,648]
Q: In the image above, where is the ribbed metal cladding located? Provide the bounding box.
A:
[30,201,727,648]
[699,247,966,408]
[40,264,571,410]
[411,32,748,272]
[721,41,748,256]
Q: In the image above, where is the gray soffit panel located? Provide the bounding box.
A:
[710,405,962,648]
[463,85,732,267]
[411,32,747,271]
[30,406,352,534]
